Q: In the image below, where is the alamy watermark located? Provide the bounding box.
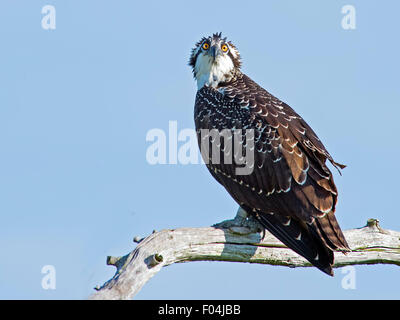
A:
[41,5,56,30]
[41,265,56,290]
[341,5,356,30]
[146,121,255,175]
[341,266,356,290]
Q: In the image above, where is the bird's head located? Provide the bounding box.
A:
[189,32,241,90]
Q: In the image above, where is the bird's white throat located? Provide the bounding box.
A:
[194,54,235,90]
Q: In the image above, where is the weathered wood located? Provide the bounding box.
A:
[89,210,400,300]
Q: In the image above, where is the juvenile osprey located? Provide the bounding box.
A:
[189,33,350,276]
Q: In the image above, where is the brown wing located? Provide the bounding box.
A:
[194,74,349,275]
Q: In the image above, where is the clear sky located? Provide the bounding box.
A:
[1,0,399,299]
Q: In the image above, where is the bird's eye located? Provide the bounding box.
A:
[221,44,229,52]
[202,42,210,50]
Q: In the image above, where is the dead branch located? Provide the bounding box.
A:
[89,208,400,300]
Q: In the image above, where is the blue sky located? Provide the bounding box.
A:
[0,0,399,299]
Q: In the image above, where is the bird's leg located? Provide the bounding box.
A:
[213,207,264,236]
[232,207,249,225]
[213,207,248,229]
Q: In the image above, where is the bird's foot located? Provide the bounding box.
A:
[213,207,264,235]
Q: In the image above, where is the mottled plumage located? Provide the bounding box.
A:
[190,33,350,275]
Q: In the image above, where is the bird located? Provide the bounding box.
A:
[189,32,350,276]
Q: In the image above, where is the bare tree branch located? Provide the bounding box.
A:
[89,208,400,300]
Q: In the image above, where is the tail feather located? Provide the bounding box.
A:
[314,212,350,252]
[247,207,335,276]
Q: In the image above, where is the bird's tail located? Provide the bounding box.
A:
[313,211,351,253]
[248,207,341,276]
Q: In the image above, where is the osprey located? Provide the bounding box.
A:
[189,33,350,276]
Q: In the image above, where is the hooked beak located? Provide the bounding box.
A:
[209,45,221,61]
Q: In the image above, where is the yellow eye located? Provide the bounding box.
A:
[221,44,228,52]
[202,42,210,50]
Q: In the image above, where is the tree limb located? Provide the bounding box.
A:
[89,208,400,300]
